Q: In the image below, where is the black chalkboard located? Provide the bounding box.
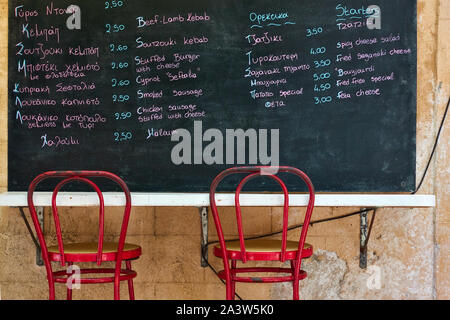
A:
[8,0,417,192]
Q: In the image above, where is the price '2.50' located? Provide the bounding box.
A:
[114,131,133,142]
[105,23,125,33]
[114,112,132,120]
[112,94,130,103]
[105,1,124,10]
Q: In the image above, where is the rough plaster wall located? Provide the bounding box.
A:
[0,0,448,300]
[338,208,434,300]
[435,0,450,300]
[271,208,434,300]
[271,249,347,300]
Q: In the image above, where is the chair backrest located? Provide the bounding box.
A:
[209,166,315,264]
[27,171,132,267]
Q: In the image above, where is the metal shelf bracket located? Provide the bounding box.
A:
[360,208,377,269]
[199,206,209,268]
[18,206,44,266]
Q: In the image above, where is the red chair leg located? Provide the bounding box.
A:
[126,260,135,300]
[230,260,237,300]
[293,280,300,300]
[226,282,234,300]
[66,262,73,300]
[114,273,120,300]
[291,260,300,300]
[224,259,233,300]
[230,281,236,300]
[67,287,73,300]
[43,258,56,300]
[48,280,56,300]
[114,282,120,300]
[224,260,237,300]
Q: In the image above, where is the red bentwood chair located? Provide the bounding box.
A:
[27,171,142,300]
[210,166,315,300]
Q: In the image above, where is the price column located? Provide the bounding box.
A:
[104,0,134,143]
[306,26,333,106]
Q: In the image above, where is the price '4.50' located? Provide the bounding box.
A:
[314,83,331,92]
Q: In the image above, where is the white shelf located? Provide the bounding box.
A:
[0,192,436,207]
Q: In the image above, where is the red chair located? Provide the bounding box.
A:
[210,166,315,300]
[27,171,142,300]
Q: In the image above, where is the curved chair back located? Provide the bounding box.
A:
[210,166,315,267]
[27,171,132,271]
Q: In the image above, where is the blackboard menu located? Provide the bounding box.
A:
[8,0,417,192]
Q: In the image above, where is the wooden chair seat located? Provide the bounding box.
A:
[214,239,313,261]
[47,242,142,262]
